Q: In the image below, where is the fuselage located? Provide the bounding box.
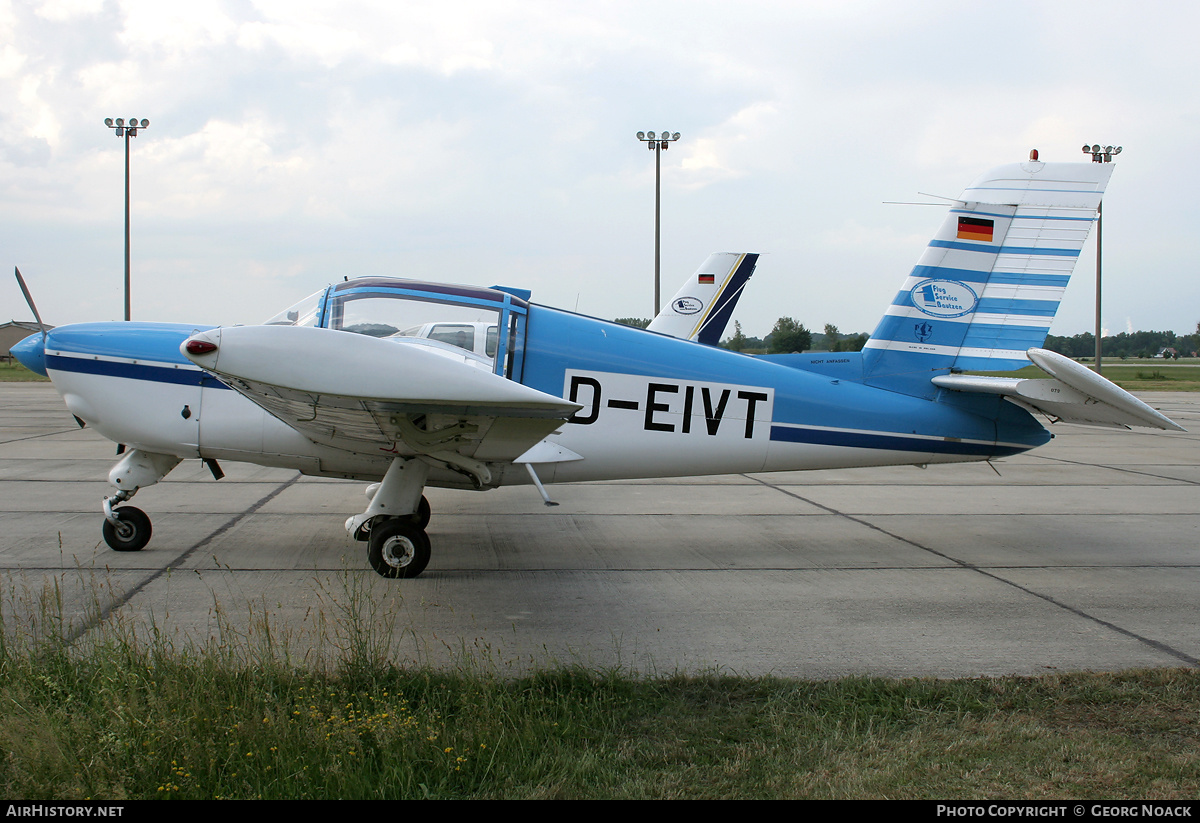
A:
[520,306,1049,482]
[13,296,1050,490]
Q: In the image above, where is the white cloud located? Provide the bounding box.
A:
[3,1,1200,335]
[32,0,103,22]
[115,0,237,58]
[679,103,782,188]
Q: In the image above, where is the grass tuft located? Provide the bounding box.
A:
[0,360,49,381]
[3,574,1199,798]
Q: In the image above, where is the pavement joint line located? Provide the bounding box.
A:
[62,472,302,645]
[8,478,316,484]
[744,473,1200,668]
[1027,453,1200,486]
[8,564,1200,574]
[0,429,82,445]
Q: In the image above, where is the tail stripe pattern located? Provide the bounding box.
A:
[861,161,1112,396]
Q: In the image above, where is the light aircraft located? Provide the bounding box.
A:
[12,159,1183,578]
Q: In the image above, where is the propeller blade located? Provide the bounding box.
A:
[14,267,47,342]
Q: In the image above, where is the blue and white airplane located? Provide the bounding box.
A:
[12,158,1182,578]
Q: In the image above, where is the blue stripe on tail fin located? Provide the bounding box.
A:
[861,161,1112,398]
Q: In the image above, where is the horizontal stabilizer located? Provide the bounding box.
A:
[933,348,1185,432]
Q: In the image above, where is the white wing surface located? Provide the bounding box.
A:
[182,326,581,473]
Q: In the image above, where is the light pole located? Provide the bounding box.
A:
[636,130,680,315]
[1082,143,1121,373]
[104,117,150,321]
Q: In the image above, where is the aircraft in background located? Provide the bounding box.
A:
[12,159,1182,578]
[647,252,757,343]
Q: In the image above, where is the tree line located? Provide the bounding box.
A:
[1043,326,1200,359]
[613,317,866,354]
[614,317,1200,359]
[724,320,868,354]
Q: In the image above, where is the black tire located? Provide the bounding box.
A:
[356,496,429,541]
[102,506,152,552]
[367,519,431,578]
[407,495,432,530]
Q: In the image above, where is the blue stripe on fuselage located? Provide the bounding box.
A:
[45,354,226,388]
[44,322,227,388]
[768,425,1027,457]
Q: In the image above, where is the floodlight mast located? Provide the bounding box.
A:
[635,130,681,315]
[103,117,150,321]
[1082,143,1122,373]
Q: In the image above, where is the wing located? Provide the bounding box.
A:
[182,325,581,484]
[933,347,1185,431]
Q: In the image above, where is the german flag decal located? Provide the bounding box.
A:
[957,216,994,243]
[698,273,715,284]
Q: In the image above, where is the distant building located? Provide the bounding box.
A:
[1,321,51,362]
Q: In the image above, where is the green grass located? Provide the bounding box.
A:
[0,360,49,382]
[3,572,1199,799]
[972,360,1200,392]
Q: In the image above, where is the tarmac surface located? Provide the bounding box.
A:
[2,382,1198,679]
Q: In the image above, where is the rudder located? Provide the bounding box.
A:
[862,160,1113,397]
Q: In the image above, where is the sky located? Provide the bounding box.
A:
[3,0,1198,340]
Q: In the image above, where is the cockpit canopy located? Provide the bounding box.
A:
[263,277,530,378]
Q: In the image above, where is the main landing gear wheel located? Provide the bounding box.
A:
[102,506,152,552]
[352,496,431,542]
[368,519,431,579]
[407,495,431,530]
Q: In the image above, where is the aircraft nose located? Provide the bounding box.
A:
[10,331,47,376]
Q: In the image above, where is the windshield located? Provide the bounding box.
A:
[327,291,502,364]
[265,278,529,379]
[262,289,325,327]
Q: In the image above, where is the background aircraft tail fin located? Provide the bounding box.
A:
[648,252,758,345]
[861,161,1113,397]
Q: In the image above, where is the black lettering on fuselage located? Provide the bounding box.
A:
[568,375,601,424]
[681,385,694,434]
[644,383,678,432]
[738,391,768,438]
[565,373,769,439]
[702,387,730,435]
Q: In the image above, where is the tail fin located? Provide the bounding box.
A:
[862,161,1112,397]
[647,252,758,345]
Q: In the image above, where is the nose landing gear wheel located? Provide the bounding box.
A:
[102,506,152,552]
[367,519,431,578]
